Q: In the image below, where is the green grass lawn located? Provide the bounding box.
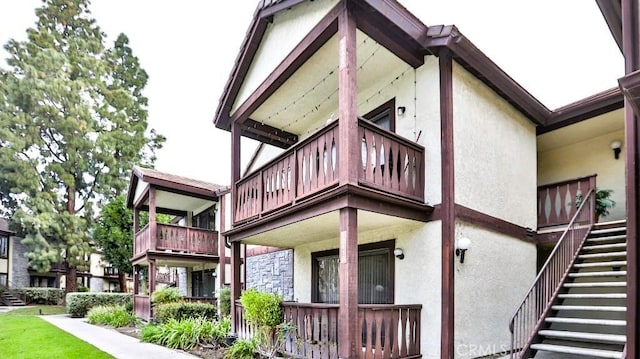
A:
[0,307,114,359]
[3,305,67,316]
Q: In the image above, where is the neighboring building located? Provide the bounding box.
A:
[0,218,12,288]
[126,166,229,320]
[212,1,638,359]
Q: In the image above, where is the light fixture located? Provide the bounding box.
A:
[397,106,406,117]
[456,237,471,264]
[610,140,622,160]
[393,248,405,260]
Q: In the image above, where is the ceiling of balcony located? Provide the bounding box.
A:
[239,209,422,248]
[250,31,407,137]
[139,190,215,216]
[537,109,624,152]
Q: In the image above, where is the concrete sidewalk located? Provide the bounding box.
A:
[40,314,199,359]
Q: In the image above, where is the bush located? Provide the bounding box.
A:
[219,287,231,317]
[76,286,89,292]
[212,317,231,342]
[155,302,217,323]
[124,297,133,313]
[240,289,282,328]
[14,287,64,305]
[87,305,137,327]
[141,317,216,350]
[225,338,257,359]
[151,287,182,304]
[66,292,131,318]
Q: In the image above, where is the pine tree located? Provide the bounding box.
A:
[0,0,164,293]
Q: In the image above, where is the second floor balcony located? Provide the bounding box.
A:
[134,223,218,257]
[233,118,425,224]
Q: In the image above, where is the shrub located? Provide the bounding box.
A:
[66,292,131,318]
[124,297,133,313]
[76,286,90,292]
[141,317,215,350]
[151,287,182,304]
[211,317,231,342]
[14,287,64,305]
[225,338,257,359]
[155,302,217,323]
[240,289,290,358]
[87,305,136,327]
[219,287,231,317]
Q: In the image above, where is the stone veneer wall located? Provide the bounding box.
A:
[246,249,294,301]
[10,236,30,288]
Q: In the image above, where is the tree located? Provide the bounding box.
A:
[0,0,164,293]
[92,195,170,292]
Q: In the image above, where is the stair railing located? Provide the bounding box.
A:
[509,188,595,359]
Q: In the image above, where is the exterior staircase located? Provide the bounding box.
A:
[0,289,26,306]
[530,221,627,358]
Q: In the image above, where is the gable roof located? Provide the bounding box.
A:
[126,166,229,208]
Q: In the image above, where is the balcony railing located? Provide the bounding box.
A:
[234,301,422,358]
[234,119,425,223]
[537,174,596,228]
[134,223,218,256]
[104,267,119,276]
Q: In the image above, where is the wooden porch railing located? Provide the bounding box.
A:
[537,174,596,228]
[134,223,218,256]
[234,301,422,359]
[184,296,217,306]
[134,295,151,321]
[234,119,425,223]
[510,188,595,359]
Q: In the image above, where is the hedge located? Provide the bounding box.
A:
[14,287,64,305]
[154,302,217,323]
[66,292,132,318]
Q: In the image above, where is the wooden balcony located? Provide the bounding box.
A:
[537,174,596,228]
[234,119,425,224]
[134,223,218,256]
[234,301,422,358]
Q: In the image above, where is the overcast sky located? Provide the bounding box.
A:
[0,1,623,186]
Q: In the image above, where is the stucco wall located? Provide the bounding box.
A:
[453,221,536,359]
[292,219,442,359]
[233,0,340,111]
[452,63,537,229]
[537,129,626,222]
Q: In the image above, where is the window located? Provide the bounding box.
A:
[0,235,7,258]
[363,98,396,132]
[0,274,7,287]
[193,206,216,231]
[312,240,395,304]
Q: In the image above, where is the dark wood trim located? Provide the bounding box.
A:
[240,119,298,149]
[149,187,157,251]
[596,0,623,53]
[245,246,287,257]
[132,184,149,210]
[231,123,241,225]
[454,204,534,243]
[439,50,455,359]
[425,26,549,126]
[137,205,187,218]
[358,0,429,44]
[224,184,433,242]
[218,194,227,288]
[258,0,308,19]
[130,250,220,266]
[362,98,396,132]
[337,207,358,358]
[622,0,640,356]
[230,241,242,333]
[231,4,341,125]
[311,239,395,304]
[538,88,624,135]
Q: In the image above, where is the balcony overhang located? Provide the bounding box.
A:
[619,69,640,117]
[131,250,219,267]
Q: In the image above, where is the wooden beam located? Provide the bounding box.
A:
[240,119,298,149]
[439,50,455,359]
[149,187,157,251]
[337,207,358,358]
[230,241,242,333]
[218,194,227,288]
[231,123,241,225]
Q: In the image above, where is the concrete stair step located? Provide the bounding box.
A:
[564,282,626,288]
[569,271,626,278]
[545,317,626,326]
[530,343,623,358]
[589,227,627,236]
[551,305,626,312]
[586,235,626,243]
[579,251,626,259]
[574,261,627,268]
[582,243,627,251]
[538,330,626,343]
[558,293,626,299]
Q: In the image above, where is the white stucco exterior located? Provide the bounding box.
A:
[233,0,340,112]
[538,128,626,221]
[452,62,537,229]
[453,221,536,359]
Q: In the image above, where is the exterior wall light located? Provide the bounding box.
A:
[393,248,405,260]
[456,237,471,264]
[397,106,406,117]
[611,140,622,160]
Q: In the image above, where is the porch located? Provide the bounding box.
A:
[234,301,422,359]
[134,223,218,257]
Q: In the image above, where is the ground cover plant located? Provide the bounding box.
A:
[141,316,230,350]
[87,304,137,328]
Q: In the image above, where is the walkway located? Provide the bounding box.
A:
[41,314,199,359]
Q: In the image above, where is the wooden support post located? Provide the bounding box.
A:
[338,207,358,358]
[338,2,358,187]
[230,241,242,333]
[149,187,157,251]
[231,123,241,224]
[133,265,139,295]
[218,195,227,288]
[149,260,156,295]
[439,50,455,359]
